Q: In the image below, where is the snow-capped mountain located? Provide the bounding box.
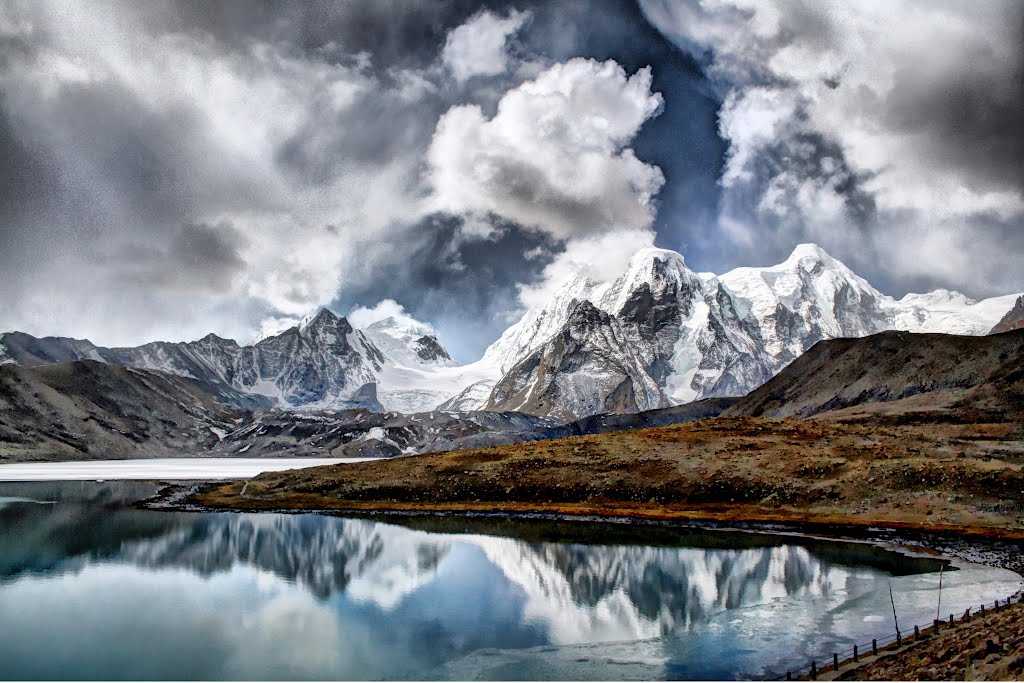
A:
[361,316,453,369]
[484,249,771,419]
[0,309,388,410]
[893,290,1023,335]
[480,244,1020,419]
[719,244,890,368]
[1,243,1019,420]
[484,300,668,420]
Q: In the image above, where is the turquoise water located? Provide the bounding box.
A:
[0,481,1018,680]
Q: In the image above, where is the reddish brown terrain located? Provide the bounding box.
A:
[197,330,1024,542]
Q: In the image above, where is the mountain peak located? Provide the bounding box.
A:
[197,332,237,346]
[990,295,1024,334]
[629,246,687,268]
[299,307,342,332]
[365,314,433,337]
[595,246,697,316]
[785,243,834,265]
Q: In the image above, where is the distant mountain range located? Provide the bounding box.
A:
[2,243,1020,421]
[3,324,1020,462]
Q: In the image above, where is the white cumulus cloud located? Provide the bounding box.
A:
[441,9,531,83]
[348,299,434,333]
[427,57,665,242]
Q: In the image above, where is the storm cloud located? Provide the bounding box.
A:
[0,0,1020,358]
[641,0,1024,295]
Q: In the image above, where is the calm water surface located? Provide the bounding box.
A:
[0,481,1019,680]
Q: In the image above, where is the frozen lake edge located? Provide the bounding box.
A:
[0,457,380,481]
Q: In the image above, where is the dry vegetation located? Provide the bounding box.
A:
[196,412,1024,539]
[835,600,1024,680]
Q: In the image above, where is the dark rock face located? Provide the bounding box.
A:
[991,296,1024,334]
[485,300,670,421]
[484,255,772,421]
[413,335,451,362]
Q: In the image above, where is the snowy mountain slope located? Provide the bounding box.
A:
[485,300,670,420]
[374,358,498,414]
[719,244,891,368]
[484,249,772,418]
[480,273,599,375]
[362,316,454,368]
[358,314,489,413]
[721,244,1021,363]
[893,291,1023,335]
[437,379,496,412]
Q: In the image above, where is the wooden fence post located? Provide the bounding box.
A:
[914,625,920,639]
[810,661,817,680]
[872,639,878,656]
[833,653,839,671]
[949,613,954,624]
[853,645,859,662]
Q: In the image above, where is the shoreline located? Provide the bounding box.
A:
[175,483,1024,542]
[148,481,1024,574]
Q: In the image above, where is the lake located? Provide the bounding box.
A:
[0,481,1019,680]
[0,457,378,481]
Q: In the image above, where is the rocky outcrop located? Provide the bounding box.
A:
[990,295,1024,334]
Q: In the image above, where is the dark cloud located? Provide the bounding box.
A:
[121,0,485,72]
[107,222,245,293]
[882,39,1024,196]
[333,214,558,361]
[2,0,1018,356]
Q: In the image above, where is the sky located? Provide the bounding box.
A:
[1,0,1021,361]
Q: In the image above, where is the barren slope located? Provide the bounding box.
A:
[725,329,1024,419]
[0,361,260,461]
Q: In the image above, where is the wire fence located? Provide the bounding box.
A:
[768,592,1023,680]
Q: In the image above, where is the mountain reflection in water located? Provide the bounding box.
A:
[0,481,1017,681]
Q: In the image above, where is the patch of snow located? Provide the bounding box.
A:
[665,300,710,404]
[891,291,1021,335]
[358,427,387,442]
